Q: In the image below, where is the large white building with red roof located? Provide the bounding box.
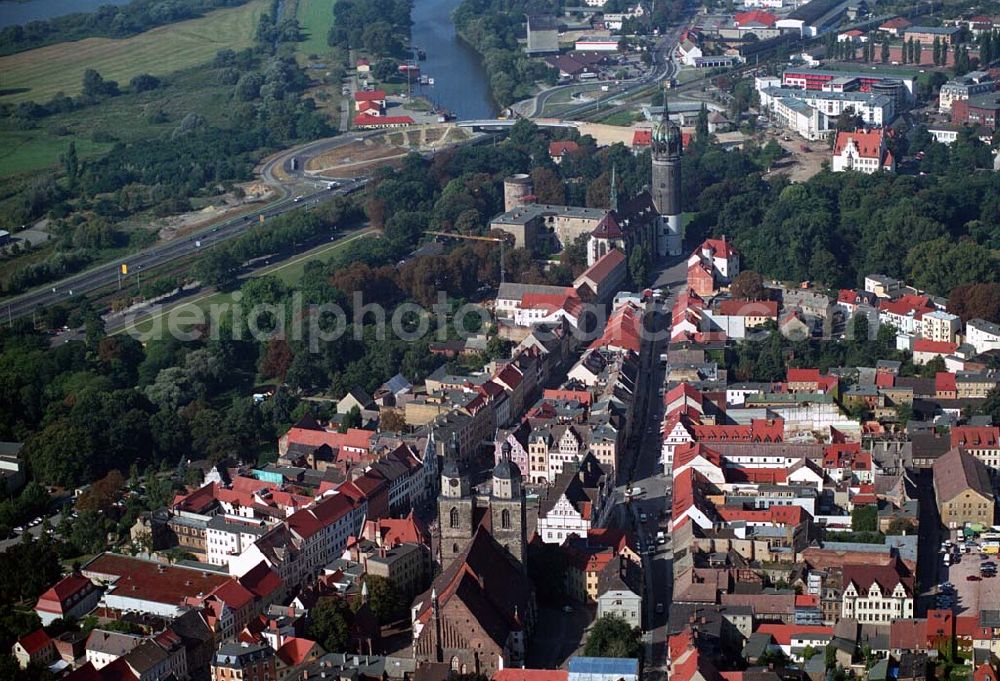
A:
[832,129,896,174]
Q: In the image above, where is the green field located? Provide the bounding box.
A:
[0,130,112,178]
[0,60,250,178]
[0,0,268,105]
[296,0,337,58]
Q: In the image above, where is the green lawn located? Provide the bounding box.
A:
[0,131,112,178]
[296,0,337,58]
[0,0,268,105]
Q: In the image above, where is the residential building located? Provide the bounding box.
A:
[537,453,614,544]
[841,559,915,624]
[967,319,1000,355]
[13,630,57,669]
[86,630,143,670]
[211,643,276,681]
[934,447,995,528]
[939,75,996,112]
[921,310,960,343]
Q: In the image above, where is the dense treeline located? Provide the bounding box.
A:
[452,0,558,107]
[328,0,412,57]
[0,0,252,56]
[0,50,331,295]
[688,130,1000,296]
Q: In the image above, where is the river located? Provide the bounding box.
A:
[408,0,497,119]
[0,0,131,29]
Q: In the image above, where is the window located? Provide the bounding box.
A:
[449,507,459,528]
[501,509,512,529]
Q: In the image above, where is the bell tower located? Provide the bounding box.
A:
[490,441,527,571]
[438,434,475,563]
[651,98,683,257]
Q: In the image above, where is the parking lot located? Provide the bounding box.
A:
[937,541,1000,616]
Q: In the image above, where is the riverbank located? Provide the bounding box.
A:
[408,0,497,119]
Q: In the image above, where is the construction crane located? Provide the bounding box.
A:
[424,231,512,283]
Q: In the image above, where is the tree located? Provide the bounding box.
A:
[379,409,406,432]
[584,615,642,658]
[372,58,398,82]
[362,574,405,623]
[948,283,1000,323]
[308,598,352,652]
[886,517,915,535]
[913,39,922,65]
[76,470,125,513]
[730,270,767,300]
[881,39,890,64]
[933,36,942,66]
[628,245,648,288]
[851,505,878,532]
[129,73,160,92]
[696,102,709,141]
[61,142,79,187]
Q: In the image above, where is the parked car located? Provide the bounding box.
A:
[967,575,982,581]
[655,602,665,614]
[640,513,648,523]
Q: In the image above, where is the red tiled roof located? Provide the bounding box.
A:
[632,129,652,147]
[890,619,926,651]
[756,623,832,646]
[879,294,933,318]
[935,372,957,393]
[880,16,912,29]
[717,299,777,317]
[283,427,374,452]
[843,558,913,597]
[549,140,580,157]
[36,573,95,614]
[577,249,626,287]
[18,629,53,655]
[209,579,255,610]
[834,129,885,159]
[494,670,569,681]
[238,562,282,600]
[795,594,819,608]
[734,10,776,26]
[913,338,958,355]
[275,637,318,667]
[787,368,821,384]
[172,482,219,513]
[354,90,386,101]
[951,426,1000,449]
[699,237,738,259]
[592,212,624,239]
[875,372,895,388]
[83,554,229,607]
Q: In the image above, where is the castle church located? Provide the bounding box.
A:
[488,111,684,262]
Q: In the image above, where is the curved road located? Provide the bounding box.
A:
[1,141,371,322]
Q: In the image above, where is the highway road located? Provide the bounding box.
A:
[1,175,366,322]
[526,17,690,120]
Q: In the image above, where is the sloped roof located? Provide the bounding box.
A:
[834,129,885,159]
[18,629,53,655]
[933,447,994,503]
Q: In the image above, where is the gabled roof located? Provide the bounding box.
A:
[36,572,95,614]
[834,129,886,159]
[756,623,832,646]
[933,447,994,502]
[843,558,913,597]
[591,212,623,239]
[354,90,386,101]
[576,249,626,289]
[549,140,580,157]
[17,629,53,655]
[275,637,319,667]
